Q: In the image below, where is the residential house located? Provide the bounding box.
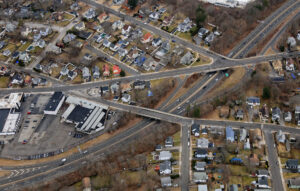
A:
[113,0,125,5]
[70,2,80,10]
[109,43,119,52]
[93,25,103,33]
[133,80,148,89]
[194,148,208,159]
[60,67,69,76]
[101,86,109,94]
[198,28,209,39]
[143,59,159,71]
[246,97,260,106]
[159,151,172,161]
[63,33,76,44]
[128,49,140,59]
[155,144,162,151]
[21,27,32,37]
[11,73,23,85]
[34,39,46,48]
[134,55,147,67]
[155,40,170,58]
[177,18,192,33]
[141,32,153,43]
[67,70,77,80]
[92,66,100,79]
[271,107,281,122]
[250,129,263,148]
[118,48,128,58]
[33,33,41,42]
[226,126,235,142]
[180,51,194,65]
[122,25,132,35]
[287,36,297,48]
[194,161,206,171]
[83,8,96,20]
[3,50,11,57]
[165,136,173,147]
[121,93,131,103]
[82,67,91,80]
[162,16,174,26]
[240,129,247,142]
[110,83,119,94]
[285,59,295,71]
[256,176,270,189]
[5,23,16,32]
[84,53,93,61]
[197,185,208,191]
[77,31,92,40]
[161,177,172,187]
[235,109,244,120]
[75,22,85,31]
[277,130,286,144]
[149,12,159,20]
[256,169,269,178]
[191,124,200,137]
[152,38,162,47]
[204,33,215,45]
[103,39,111,48]
[244,138,251,150]
[196,138,209,149]
[260,104,269,121]
[98,12,108,23]
[159,160,171,175]
[0,41,7,50]
[113,65,121,76]
[286,159,299,172]
[32,78,41,86]
[40,27,52,37]
[102,64,110,77]
[193,172,208,183]
[19,52,31,63]
[229,184,238,191]
[112,20,124,30]
[288,177,300,189]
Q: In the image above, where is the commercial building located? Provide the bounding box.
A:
[0,93,23,135]
[62,96,108,134]
[44,92,65,115]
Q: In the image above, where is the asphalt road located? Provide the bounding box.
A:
[180,125,190,191]
[1,50,299,97]
[264,131,285,191]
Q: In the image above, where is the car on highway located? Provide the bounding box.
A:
[59,158,67,166]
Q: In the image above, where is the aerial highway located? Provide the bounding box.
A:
[0,0,299,190]
[0,50,299,97]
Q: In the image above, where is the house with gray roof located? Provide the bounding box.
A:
[193,172,208,183]
[180,51,194,65]
[161,176,172,187]
[82,67,90,80]
[159,151,172,161]
[159,160,171,175]
[194,161,206,171]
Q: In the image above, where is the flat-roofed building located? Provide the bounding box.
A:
[44,92,65,115]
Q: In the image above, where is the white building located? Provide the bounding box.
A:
[201,0,254,8]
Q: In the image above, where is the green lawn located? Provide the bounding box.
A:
[177,32,193,42]
[173,131,181,146]
[91,175,111,190]
[229,165,249,176]
[18,42,31,52]
[0,76,9,88]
